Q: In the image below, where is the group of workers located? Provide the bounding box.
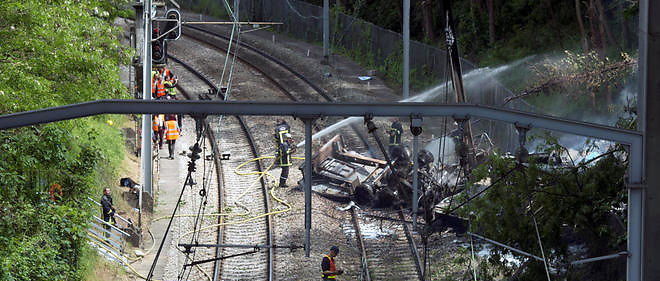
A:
[153,113,180,159]
[151,67,181,159]
[151,66,178,99]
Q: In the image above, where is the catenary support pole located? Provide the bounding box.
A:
[140,0,153,196]
[412,133,419,230]
[234,0,239,21]
[322,0,329,64]
[402,0,410,98]
[304,118,313,257]
[641,0,659,280]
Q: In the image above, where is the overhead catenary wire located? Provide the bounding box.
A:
[178,137,213,281]
[522,167,552,281]
[146,124,208,281]
[285,0,321,19]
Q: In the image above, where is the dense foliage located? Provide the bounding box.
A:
[330,0,638,65]
[460,137,628,280]
[0,0,130,280]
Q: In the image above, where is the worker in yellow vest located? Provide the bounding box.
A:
[164,115,180,159]
[152,114,165,149]
[321,246,343,280]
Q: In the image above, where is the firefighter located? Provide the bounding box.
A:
[321,246,343,280]
[274,119,290,145]
[164,114,180,159]
[388,117,403,156]
[153,114,164,149]
[277,133,294,188]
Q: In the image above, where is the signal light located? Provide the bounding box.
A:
[164,9,181,40]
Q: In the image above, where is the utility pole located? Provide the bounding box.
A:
[140,0,153,196]
[641,0,658,280]
[304,118,314,257]
[443,0,475,168]
[403,0,410,99]
[234,0,239,21]
[322,0,329,64]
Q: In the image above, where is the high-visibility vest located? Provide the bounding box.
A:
[162,68,171,80]
[152,78,157,95]
[165,120,180,140]
[322,255,336,279]
[155,80,167,97]
[164,81,176,96]
[153,115,163,131]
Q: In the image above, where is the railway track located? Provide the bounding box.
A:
[170,55,273,281]
[171,20,424,281]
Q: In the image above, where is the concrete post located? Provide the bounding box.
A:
[641,0,659,280]
[140,0,153,196]
[304,118,313,257]
[322,0,329,64]
[403,0,410,98]
[133,2,144,61]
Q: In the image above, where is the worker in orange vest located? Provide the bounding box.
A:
[164,115,180,159]
[161,67,178,86]
[154,77,167,99]
[152,114,164,149]
[151,71,161,98]
[321,246,343,280]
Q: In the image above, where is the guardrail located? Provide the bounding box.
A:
[86,197,132,263]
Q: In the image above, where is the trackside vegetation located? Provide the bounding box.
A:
[0,0,131,280]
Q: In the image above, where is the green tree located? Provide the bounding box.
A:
[0,0,130,280]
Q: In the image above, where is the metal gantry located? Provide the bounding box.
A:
[0,100,644,280]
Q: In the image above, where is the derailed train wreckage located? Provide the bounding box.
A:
[298,118,496,234]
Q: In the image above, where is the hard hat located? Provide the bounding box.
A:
[106,120,113,126]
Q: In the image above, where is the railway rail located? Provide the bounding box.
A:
[171,55,273,281]
[169,21,424,280]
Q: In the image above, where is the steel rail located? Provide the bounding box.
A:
[180,24,380,271]
[183,24,334,102]
[175,85,225,281]
[182,24,375,152]
[181,24,394,277]
[170,55,273,281]
[172,36,296,101]
[350,207,372,281]
[398,210,425,280]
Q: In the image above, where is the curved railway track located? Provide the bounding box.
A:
[170,55,273,281]
[170,21,424,281]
